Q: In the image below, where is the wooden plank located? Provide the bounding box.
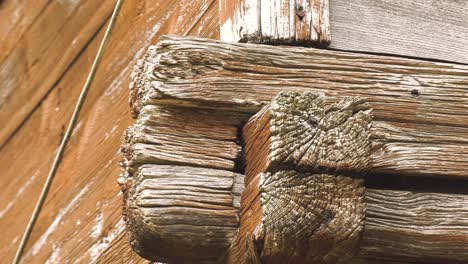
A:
[360,189,468,263]
[130,36,468,179]
[122,105,245,171]
[0,0,221,263]
[220,0,468,64]
[0,0,117,148]
[330,0,468,64]
[0,0,49,62]
[219,0,330,45]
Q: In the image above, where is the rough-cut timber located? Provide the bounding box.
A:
[229,91,368,263]
[0,1,221,262]
[120,164,243,263]
[234,92,468,263]
[359,189,468,263]
[122,105,246,171]
[130,36,468,179]
[243,91,372,177]
[228,170,365,264]
[219,0,330,46]
[120,102,247,262]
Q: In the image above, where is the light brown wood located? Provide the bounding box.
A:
[0,0,116,148]
[122,105,246,171]
[359,189,468,263]
[2,1,468,263]
[219,0,330,45]
[130,36,468,179]
[0,0,221,263]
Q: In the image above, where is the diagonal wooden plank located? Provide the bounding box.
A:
[0,0,116,149]
[0,0,220,263]
[0,0,49,62]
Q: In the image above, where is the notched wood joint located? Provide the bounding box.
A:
[230,91,372,263]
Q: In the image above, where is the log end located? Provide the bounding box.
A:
[120,165,244,263]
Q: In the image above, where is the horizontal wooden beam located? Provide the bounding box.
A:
[130,36,468,179]
[360,189,468,263]
[234,92,468,263]
[120,105,247,262]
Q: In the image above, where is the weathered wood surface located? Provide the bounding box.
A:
[0,0,221,263]
[220,0,468,64]
[229,170,365,264]
[122,105,246,171]
[234,92,468,263]
[120,103,246,262]
[121,165,243,263]
[130,36,468,179]
[360,189,468,263]
[330,0,468,64]
[219,0,330,45]
[1,1,468,263]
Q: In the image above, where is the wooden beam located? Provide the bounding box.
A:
[130,36,468,179]
[121,105,247,262]
[233,92,468,263]
[219,0,330,46]
[360,189,468,263]
[121,164,244,263]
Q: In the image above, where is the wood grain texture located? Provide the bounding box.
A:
[360,189,468,263]
[0,0,116,148]
[122,105,246,171]
[229,94,368,263]
[121,165,243,263]
[330,0,468,64]
[219,0,330,45]
[124,72,248,261]
[220,0,468,64]
[228,170,366,264]
[130,36,468,179]
[243,91,373,175]
[0,0,221,263]
[237,92,468,263]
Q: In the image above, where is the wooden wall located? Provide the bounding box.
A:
[0,0,219,263]
[0,0,467,263]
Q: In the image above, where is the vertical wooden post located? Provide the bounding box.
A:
[219,0,330,46]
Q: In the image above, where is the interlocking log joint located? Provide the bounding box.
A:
[227,91,370,263]
[122,37,468,264]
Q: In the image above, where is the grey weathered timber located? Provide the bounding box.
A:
[219,0,330,46]
[233,91,468,263]
[120,105,247,263]
[130,36,468,179]
[330,0,468,64]
[220,0,468,64]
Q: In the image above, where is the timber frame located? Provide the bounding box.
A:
[121,36,468,263]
